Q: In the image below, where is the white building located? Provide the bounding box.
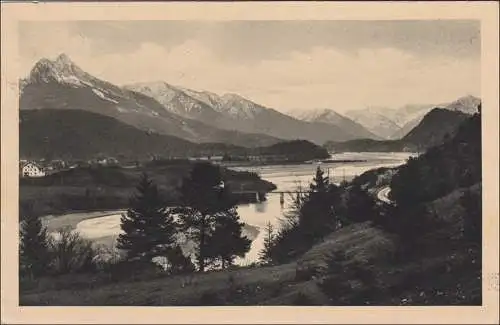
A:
[21,162,46,178]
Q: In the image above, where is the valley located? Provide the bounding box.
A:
[16,52,484,309]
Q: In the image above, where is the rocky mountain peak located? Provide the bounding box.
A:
[445,95,481,115]
[27,53,87,86]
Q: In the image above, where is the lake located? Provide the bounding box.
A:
[48,152,416,266]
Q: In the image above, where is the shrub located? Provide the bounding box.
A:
[48,227,97,274]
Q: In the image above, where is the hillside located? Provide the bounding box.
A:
[20,109,197,161]
[390,112,481,206]
[20,54,281,147]
[20,180,482,306]
[20,109,330,162]
[402,108,469,150]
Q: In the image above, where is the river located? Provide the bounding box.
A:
[47,152,415,266]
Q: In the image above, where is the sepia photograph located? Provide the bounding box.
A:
[1,2,499,324]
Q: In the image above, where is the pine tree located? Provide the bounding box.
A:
[258,221,275,265]
[310,166,329,193]
[205,208,251,269]
[177,162,249,271]
[298,168,339,243]
[117,173,177,263]
[20,203,51,278]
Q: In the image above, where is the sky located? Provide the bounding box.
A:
[19,20,480,112]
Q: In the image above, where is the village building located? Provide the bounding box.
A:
[21,162,46,178]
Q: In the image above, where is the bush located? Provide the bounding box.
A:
[48,227,97,274]
[295,261,321,281]
[106,259,165,282]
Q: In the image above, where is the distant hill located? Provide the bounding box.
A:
[20,54,281,148]
[325,106,472,153]
[402,108,469,149]
[254,139,330,161]
[287,108,380,140]
[20,109,198,161]
[20,109,329,162]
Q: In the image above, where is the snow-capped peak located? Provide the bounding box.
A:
[290,108,345,124]
[28,53,88,86]
[219,93,265,119]
[125,81,180,102]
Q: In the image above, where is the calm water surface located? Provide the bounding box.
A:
[57,152,416,265]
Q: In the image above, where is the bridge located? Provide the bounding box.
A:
[232,190,311,194]
[231,190,312,205]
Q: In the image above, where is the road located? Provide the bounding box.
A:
[376,186,393,204]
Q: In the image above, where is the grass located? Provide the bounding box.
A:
[19,221,398,306]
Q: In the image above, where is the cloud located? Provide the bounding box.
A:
[19,30,479,112]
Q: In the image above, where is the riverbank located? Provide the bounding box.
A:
[20,163,276,218]
[42,209,261,260]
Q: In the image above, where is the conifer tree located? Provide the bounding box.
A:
[310,165,329,193]
[20,203,51,278]
[258,221,275,265]
[205,207,251,269]
[177,162,250,271]
[117,173,177,263]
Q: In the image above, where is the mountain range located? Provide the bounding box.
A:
[325,105,478,153]
[341,96,481,140]
[125,82,379,144]
[20,54,379,147]
[20,54,282,148]
[19,53,481,157]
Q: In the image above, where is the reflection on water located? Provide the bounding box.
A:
[72,152,415,266]
[255,200,268,213]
